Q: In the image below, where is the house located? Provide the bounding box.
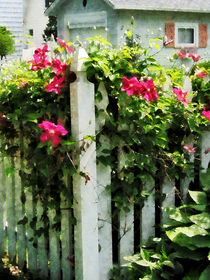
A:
[45,0,210,64]
[0,0,48,57]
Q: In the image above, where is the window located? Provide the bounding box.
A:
[165,23,207,48]
[175,23,198,47]
[29,29,34,36]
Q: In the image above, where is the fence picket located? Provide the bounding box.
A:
[25,188,37,272]
[161,178,175,224]
[0,157,6,257]
[49,207,61,280]
[119,207,134,264]
[96,82,113,279]
[6,157,16,263]
[70,47,99,280]
[61,183,73,280]
[37,199,48,279]
[15,158,26,268]
[141,176,155,244]
[201,131,210,171]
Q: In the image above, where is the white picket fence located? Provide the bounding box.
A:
[0,48,210,280]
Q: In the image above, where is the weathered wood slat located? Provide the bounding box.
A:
[0,157,6,257]
[119,207,134,264]
[141,176,155,244]
[96,83,113,280]
[161,178,175,224]
[61,182,73,280]
[70,48,99,280]
[49,207,61,280]
[6,157,16,263]
[15,158,26,268]
[25,188,37,272]
[201,131,210,171]
[37,199,48,279]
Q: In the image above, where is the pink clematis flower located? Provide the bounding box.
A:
[173,88,190,107]
[38,121,68,147]
[29,45,51,71]
[202,107,210,121]
[197,72,208,78]
[52,59,68,76]
[140,78,159,103]
[121,76,141,96]
[57,38,74,53]
[177,51,188,59]
[46,76,66,95]
[20,81,28,88]
[188,54,201,62]
[184,143,195,153]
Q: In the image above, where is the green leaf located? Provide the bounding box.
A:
[199,265,210,280]
[83,135,96,142]
[200,169,210,191]
[189,191,207,205]
[164,207,190,223]
[189,212,210,229]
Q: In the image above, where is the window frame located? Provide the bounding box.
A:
[175,23,198,48]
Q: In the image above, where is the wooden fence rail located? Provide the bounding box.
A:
[0,48,209,280]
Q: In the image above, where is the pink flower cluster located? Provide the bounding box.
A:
[173,88,190,107]
[184,143,195,153]
[202,107,210,121]
[197,72,208,79]
[38,121,68,147]
[29,45,51,71]
[57,38,74,53]
[121,76,159,102]
[177,51,201,62]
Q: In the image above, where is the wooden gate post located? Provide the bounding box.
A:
[70,48,99,280]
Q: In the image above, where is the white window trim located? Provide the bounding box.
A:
[175,23,198,48]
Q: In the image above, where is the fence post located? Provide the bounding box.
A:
[96,82,113,280]
[70,47,99,280]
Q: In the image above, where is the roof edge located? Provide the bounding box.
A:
[45,0,115,16]
[114,5,210,13]
[45,0,66,16]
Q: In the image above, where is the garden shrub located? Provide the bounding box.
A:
[110,168,210,280]
[0,26,15,59]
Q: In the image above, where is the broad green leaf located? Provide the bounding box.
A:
[190,212,210,229]
[164,207,190,223]
[189,191,207,205]
[199,265,210,280]
[162,260,175,269]
[200,169,210,191]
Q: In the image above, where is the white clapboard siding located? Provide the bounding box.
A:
[49,207,61,280]
[70,48,99,280]
[61,182,73,280]
[0,157,6,257]
[161,178,175,224]
[15,158,26,268]
[96,83,113,280]
[25,188,37,272]
[141,176,155,244]
[37,199,48,279]
[6,157,16,263]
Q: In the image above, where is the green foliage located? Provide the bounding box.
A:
[0,43,75,220]
[43,16,57,42]
[84,34,207,210]
[0,26,15,58]
[110,169,210,280]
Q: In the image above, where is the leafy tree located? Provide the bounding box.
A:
[0,26,15,59]
[43,16,57,42]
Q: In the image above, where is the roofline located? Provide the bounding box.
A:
[45,0,210,16]
[45,0,115,16]
[45,0,66,16]
[113,5,210,13]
